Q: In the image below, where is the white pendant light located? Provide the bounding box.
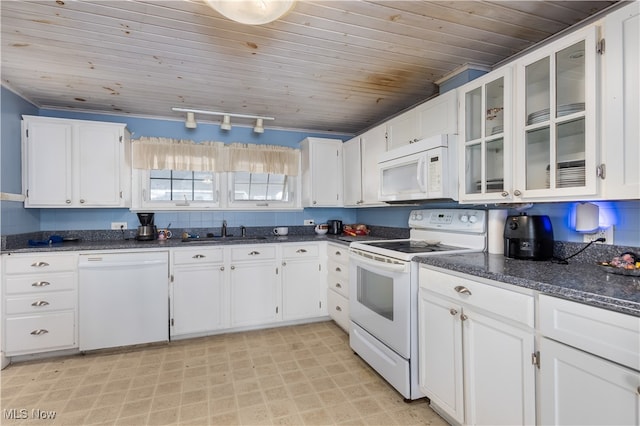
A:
[253,118,264,133]
[220,114,232,131]
[204,0,295,25]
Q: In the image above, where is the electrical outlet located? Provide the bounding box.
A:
[304,219,315,226]
[583,226,614,244]
[111,222,127,230]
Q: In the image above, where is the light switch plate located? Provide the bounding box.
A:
[304,219,315,225]
[111,222,127,230]
[583,226,614,244]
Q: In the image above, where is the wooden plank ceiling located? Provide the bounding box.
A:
[1,0,617,134]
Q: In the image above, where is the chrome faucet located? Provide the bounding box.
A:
[221,220,227,237]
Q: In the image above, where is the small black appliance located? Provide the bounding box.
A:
[504,214,554,260]
[136,212,157,241]
[327,220,343,235]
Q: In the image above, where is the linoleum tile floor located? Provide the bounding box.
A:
[0,321,447,426]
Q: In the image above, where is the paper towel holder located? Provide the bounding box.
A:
[575,202,599,232]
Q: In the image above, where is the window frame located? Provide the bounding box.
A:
[226,171,299,210]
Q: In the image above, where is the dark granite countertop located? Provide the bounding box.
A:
[414,252,640,317]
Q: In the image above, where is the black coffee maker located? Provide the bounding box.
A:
[327,220,343,235]
[136,213,157,241]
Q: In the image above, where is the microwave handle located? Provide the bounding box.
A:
[417,156,427,192]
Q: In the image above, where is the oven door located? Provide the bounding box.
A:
[349,249,411,358]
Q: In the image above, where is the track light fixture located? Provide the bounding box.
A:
[172,107,274,133]
[185,112,197,129]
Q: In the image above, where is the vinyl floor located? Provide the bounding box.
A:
[0,321,447,425]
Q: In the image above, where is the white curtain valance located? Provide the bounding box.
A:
[132,137,299,175]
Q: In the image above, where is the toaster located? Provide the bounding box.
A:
[504,214,554,260]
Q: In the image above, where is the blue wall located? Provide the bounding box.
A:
[2,86,638,248]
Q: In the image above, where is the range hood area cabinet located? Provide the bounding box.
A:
[300,137,344,207]
[21,116,131,208]
[343,125,387,207]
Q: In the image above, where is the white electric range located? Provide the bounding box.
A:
[348,209,487,400]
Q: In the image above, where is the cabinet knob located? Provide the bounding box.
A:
[313,201,317,205]
[30,329,49,336]
[460,314,468,321]
[449,308,458,316]
[335,267,342,272]
[66,199,71,204]
[249,251,260,256]
[31,300,50,307]
[230,266,235,270]
[335,251,341,256]
[220,266,225,271]
[296,249,307,253]
[282,261,287,266]
[30,261,50,268]
[80,199,85,204]
[31,281,50,287]
[514,189,522,196]
[501,191,509,197]
[454,286,472,296]
[335,306,342,312]
[335,283,342,289]
[192,254,206,259]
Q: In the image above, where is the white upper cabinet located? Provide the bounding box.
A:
[22,116,130,208]
[458,68,514,202]
[343,125,387,207]
[386,91,458,151]
[601,2,640,200]
[514,26,600,200]
[300,137,343,207]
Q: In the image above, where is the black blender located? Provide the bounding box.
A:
[136,212,157,240]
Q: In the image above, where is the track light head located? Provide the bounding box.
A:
[253,118,264,133]
[185,112,197,129]
[220,115,232,131]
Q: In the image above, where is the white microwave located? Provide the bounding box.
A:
[377,134,457,202]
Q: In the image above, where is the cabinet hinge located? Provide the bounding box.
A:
[532,351,541,369]
[276,306,279,314]
[119,135,123,143]
[26,129,29,138]
[597,38,605,55]
[170,318,174,326]
[170,275,174,283]
[276,267,279,275]
[26,189,29,198]
[119,191,123,199]
[318,264,321,271]
[319,301,322,309]
[597,163,606,180]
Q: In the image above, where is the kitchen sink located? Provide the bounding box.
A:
[181,236,268,244]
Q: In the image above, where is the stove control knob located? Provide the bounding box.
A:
[460,214,469,223]
[468,215,478,224]
[415,213,423,220]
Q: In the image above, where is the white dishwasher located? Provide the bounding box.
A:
[79,251,169,351]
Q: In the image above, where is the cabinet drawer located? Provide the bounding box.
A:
[420,267,534,327]
[231,245,276,261]
[539,294,640,371]
[5,272,76,294]
[327,289,349,332]
[327,272,349,298]
[282,244,319,259]
[6,292,76,315]
[5,311,76,355]
[4,253,77,274]
[327,261,349,282]
[327,244,349,264]
[173,247,223,265]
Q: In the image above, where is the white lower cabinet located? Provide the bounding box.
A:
[418,266,536,426]
[2,253,78,356]
[326,242,350,332]
[229,245,280,327]
[171,248,226,337]
[281,243,325,321]
[538,294,640,425]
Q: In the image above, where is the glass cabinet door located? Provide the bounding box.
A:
[517,26,598,198]
[459,68,512,201]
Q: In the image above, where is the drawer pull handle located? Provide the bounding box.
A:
[296,249,307,253]
[192,254,206,259]
[460,313,468,321]
[31,261,50,268]
[31,300,50,307]
[335,306,342,312]
[335,283,342,289]
[454,286,472,295]
[249,251,260,256]
[30,329,49,336]
[335,251,341,256]
[335,267,342,272]
[32,281,51,287]
[449,308,458,316]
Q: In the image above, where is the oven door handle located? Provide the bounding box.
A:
[351,252,407,272]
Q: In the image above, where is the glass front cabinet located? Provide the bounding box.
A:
[458,68,513,202]
[459,25,601,203]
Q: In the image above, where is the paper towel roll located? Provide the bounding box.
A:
[488,209,508,254]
